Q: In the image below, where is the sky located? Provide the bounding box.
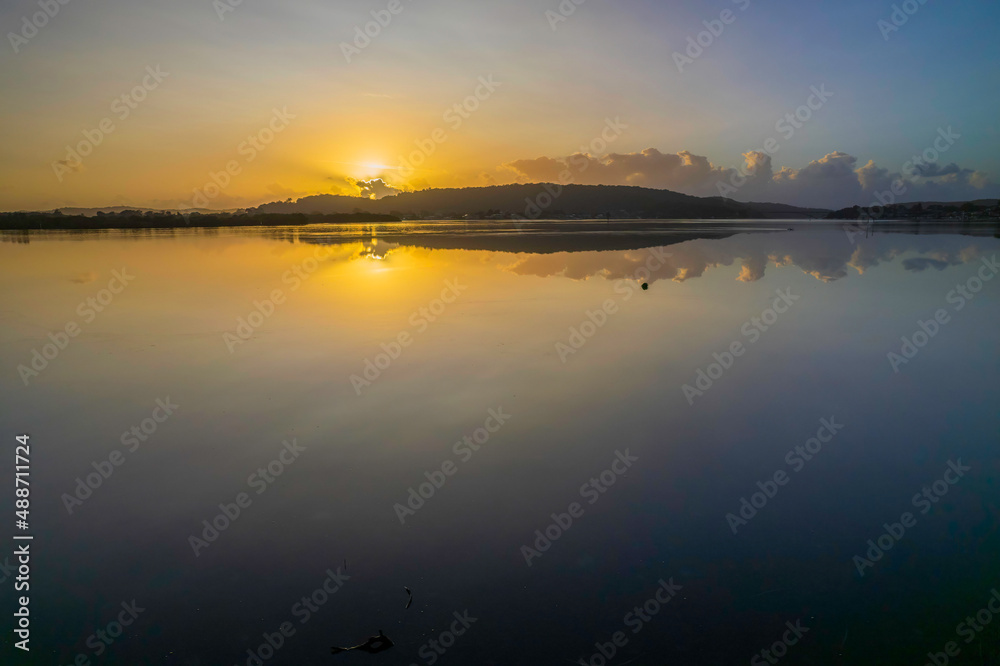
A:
[1,0,998,211]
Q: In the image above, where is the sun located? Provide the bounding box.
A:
[324,158,402,180]
[359,161,400,172]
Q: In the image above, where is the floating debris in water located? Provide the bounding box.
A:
[331,630,394,655]
[641,283,649,291]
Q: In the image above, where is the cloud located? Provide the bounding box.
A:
[497,148,998,209]
[770,152,864,209]
[902,257,951,272]
[856,160,895,193]
[502,148,734,196]
[504,233,987,287]
[349,178,401,200]
[505,249,680,285]
[266,183,307,198]
[913,162,969,178]
[503,156,568,183]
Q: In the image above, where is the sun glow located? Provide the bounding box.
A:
[360,162,401,171]
[325,159,403,181]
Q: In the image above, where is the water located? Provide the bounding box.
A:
[1,222,998,665]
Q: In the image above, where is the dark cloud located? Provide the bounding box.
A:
[912,162,970,178]
[903,257,951,272]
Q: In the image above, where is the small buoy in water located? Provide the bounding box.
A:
[641,283,649,290]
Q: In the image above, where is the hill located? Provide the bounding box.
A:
[251,184,827,220]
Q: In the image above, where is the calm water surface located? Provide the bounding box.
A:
[1,222,998,665]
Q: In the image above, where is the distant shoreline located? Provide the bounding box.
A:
[0,212,401,231]
[1,214,996,240]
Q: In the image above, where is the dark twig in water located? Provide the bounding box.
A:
[331,630,394,655]
[404,586,413,609]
